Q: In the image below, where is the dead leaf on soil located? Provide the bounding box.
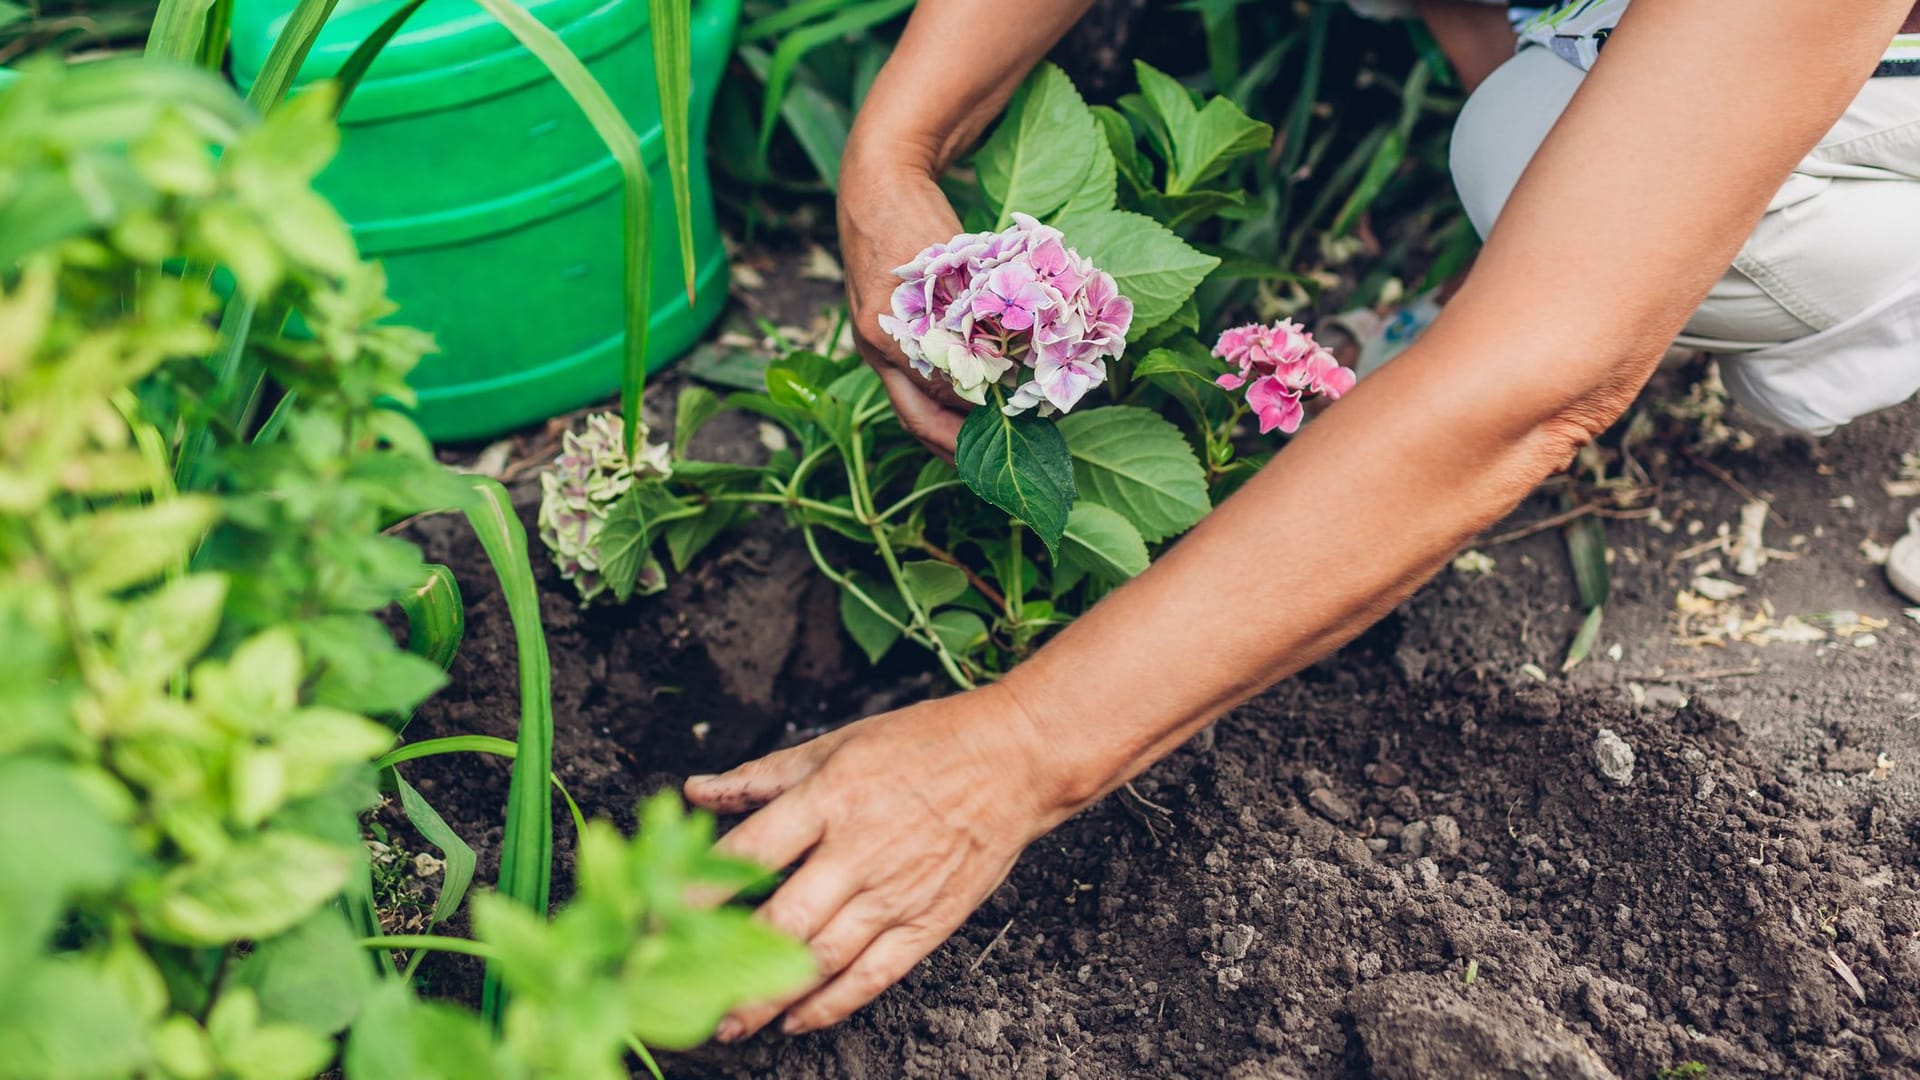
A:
[1451,549,1495,575]
[800,244,844,282]
[1826,949,1868,1004]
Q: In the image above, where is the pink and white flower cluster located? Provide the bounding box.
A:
[878,213,1132,416]
[1213,320,1356,435]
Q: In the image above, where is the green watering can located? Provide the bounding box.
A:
[232,0,739,441]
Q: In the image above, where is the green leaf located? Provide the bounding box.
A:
[663,500,748,573]
[1056,406,1210,544]
[838,572,910,665]
[399,564,464,673]
[300,614,449,718]
[64,496,220,593]
[622,910,816,1049]
[753,0,914,174]
[1091,104,1152,197]
[1062,502,1151,581]
[953,405,1076,557]
[148,833,356,946]
[1052,209,1218,337]
[673,384,724,456]
[1562,604,1605,674]
[597,487,653,603]
[457,479,555,1025]
[975,62,1101,225]
[1058,120,1118,217]
[649,0,696,303]
[899,560,967,610]
[0,959,146,1079]
[394,778,476,926]
[113,572,228,689]
[0,761,131,983]
[929,609,989,656]
[343,984,501,1080]
[1331,128,1406,236]
[1564,509,1611,610]
[1132,60,1272,195]
[231,908,373,1035]
[332,0,428,116]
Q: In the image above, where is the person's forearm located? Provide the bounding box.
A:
[997,0,1915,818]
[844,0,1095,176]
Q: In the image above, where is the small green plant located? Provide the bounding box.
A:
[1655,1062,1710,1080]
[546,61,1330,687]
[0,31,806,1078]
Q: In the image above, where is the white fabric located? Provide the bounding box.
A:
[1451,45,1920,433]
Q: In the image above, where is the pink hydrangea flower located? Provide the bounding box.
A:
[879,214,1131,417]
[1212,321,1356,434]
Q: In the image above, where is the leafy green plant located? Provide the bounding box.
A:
[549,61,1307,685]
[0,31,803,1080]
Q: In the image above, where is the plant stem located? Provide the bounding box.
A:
[1004,521,1026,623]
[877,479,964,522]
[914,539,1006,611]
[708,490,861,521]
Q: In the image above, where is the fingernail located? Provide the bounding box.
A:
[685,774,717,789]
[779,1016,805,1036]
[715,1019,742,1043]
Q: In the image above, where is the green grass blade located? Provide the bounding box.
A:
[1564,510,1611,610]
[754,0,913,171]
[1562,603,1604,673]
[174,295,255,491]
[648,0,695,303]
[198,0,233,69]
[1274,0,1330,218]
[331,0,427,117]
[626,1034,668,1080]
[399,563,465,671]
[341,862,400,978]
[457,477,553,1026]
[394,776,478,926]
[146,0,215,62]
[467,0,652,457]
[738,45,848,190]
[244,0,342,114]
[373,735,588,841]
[741,0,855,42]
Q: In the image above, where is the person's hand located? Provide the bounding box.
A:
[683,683,1081,1039]
[838,155,971,456]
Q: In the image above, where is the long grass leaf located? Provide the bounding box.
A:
[399,563,465,671]
[373,735,588,839]
[394,776,478,926]
[331,0,427,116]
[341,862,399,977]
[244,0,341,114]
[741,0,854,42]
[457,477,553,1026]
[468,0,652,458]
[754,0,912,171]
[1274,0,1330,218]
[738,45,848,190]
[174,295,254,491]
[1564,510,1611,610]
[648,0,695,303]
[198,0,233,69]
[1562,603,1604,673]
[146,0,215,63]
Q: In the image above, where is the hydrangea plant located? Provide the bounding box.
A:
[538,412,675,603]
[1214,320,1356,434]
[879,214,1132,416]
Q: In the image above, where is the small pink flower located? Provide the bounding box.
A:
[971,262,1054,332]
[1212,320,1352,434]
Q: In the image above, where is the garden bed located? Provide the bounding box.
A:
[397,294,1920,1080]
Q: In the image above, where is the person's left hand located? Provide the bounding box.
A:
[683,683,1080,1040]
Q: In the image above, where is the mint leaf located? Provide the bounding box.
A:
[1054,209,1218,336]
[975,63,1100,226]
[1057,406,1210,543]
[1062,502,1151,580]
[954,406,1076,557]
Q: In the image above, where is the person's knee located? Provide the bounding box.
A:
[1447,47,1584,239]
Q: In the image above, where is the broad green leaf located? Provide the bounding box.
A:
[838,571,910,665]
[300,614,449,718]
[0,959,145,1079]
[622,910,816,1049]
[0,761,130,983]
[663,500,748,572]
[394,778,477,926]
[899,560,967,610]
[1056,406,1210,544]
[597,487,652,603]
[206,986,334,1080]
[1058,121,1118,217]
[149,832,357,946]
[673,384,724,455]
[113,572,227,689]
[953,405,1076,557]
[1132,60,1273,195]
[231,908,373,1035]
[1062,502,1151,581]
[1091,104,1151,197]
[343,984,501,1080]
[64,496,219,593]
[929,609,989,656]
[975,63,1100,225]
[1052,209,1218,336]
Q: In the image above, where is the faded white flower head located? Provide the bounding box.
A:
[537,412,672,603]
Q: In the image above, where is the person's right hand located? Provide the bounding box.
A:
[838,156,971,456]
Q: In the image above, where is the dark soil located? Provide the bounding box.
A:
[397,277,1920,1076]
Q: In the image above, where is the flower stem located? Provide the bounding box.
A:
[360,934,495,959]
